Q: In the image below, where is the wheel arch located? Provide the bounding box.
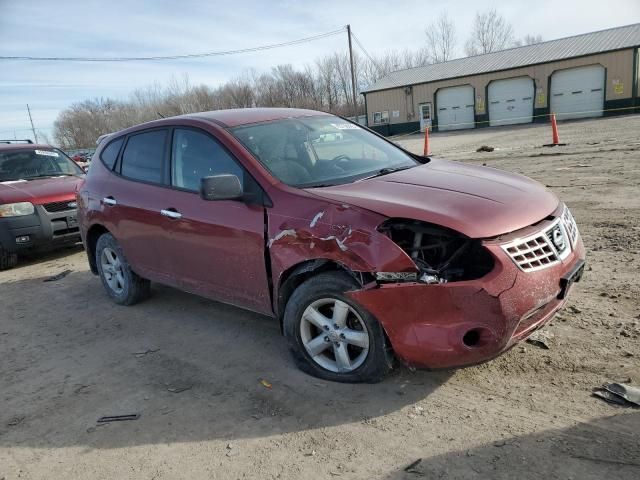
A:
[276,258,370,331]
[85,223,110,275]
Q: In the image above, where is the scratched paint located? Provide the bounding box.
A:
[267,229,297,248]
[309,211,324,228]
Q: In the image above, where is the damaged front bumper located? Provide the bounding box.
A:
[347,232,586,370]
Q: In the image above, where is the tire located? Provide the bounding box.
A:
[95,233,150,305]
[283,271,393,383]
[0,247,18,270]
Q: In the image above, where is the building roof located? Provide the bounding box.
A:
[362,23,640,93]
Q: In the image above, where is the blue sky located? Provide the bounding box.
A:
[1,0,639,142]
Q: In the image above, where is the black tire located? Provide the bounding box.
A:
[283,271,394,383]
[0,247,18,270]
[95,233,150,305]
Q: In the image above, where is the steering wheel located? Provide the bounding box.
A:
[330,154,352,166]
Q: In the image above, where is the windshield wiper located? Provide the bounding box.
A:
[361,165,414,181]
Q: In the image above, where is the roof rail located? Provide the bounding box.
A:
[0,139,34,144]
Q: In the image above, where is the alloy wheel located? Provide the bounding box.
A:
[300,298,370,373]
[100,247,125,294]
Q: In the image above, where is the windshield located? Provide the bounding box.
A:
[0,148,84,182]
[230,116,420,187]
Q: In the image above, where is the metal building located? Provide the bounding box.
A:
[362,23,640,135]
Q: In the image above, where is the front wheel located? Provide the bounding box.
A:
[95,233,150,305]
[283,272,393,383]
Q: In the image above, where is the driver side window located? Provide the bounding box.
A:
[171,128,244,192]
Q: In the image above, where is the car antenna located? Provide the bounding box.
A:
[156,111,165,119]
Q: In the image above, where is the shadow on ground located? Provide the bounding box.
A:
[14,243,84,270]
[0,269,451,449]
[384,412,640,480]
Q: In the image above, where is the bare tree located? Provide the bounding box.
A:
[513,34,543,47]
[464,9,514,56]
[425,12,456,63]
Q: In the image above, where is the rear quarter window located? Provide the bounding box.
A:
[120,130,167,184]
[100,138,124,170]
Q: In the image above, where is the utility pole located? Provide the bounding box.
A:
[346,24,358,120]
[26,104,38,143]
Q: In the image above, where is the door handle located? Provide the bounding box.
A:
[103,196,117,206]
[161,209,182,220]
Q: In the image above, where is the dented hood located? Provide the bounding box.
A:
[306,158,559,239]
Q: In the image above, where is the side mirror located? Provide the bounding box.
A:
[200,174,243,201]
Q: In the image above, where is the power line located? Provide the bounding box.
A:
[0,28,346,62]
[350,30,381,72]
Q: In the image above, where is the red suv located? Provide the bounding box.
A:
[0,140,85,269]
[78,109,585,382]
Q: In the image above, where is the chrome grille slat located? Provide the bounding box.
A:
[562,207,579,247]
[501,205,579,273]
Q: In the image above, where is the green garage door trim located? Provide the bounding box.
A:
[550,65,605,120]
[436,85,475,131]
[488,77,535,126]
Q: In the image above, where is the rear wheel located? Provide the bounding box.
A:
[95,233,150,305]
[283,272,393,383]
[0,247,18,270]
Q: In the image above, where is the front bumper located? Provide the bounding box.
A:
[348,228,586,369]
[0,204,80,253]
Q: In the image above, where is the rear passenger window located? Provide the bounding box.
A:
[171,128,244,192]
[100,138,123,170]
[121,130,167,183]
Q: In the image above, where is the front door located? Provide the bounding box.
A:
[419,103,432,132]
[161,127,272,315]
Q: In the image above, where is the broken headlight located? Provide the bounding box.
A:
[378,219,494,283]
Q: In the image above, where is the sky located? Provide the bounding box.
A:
[1,0,639,143]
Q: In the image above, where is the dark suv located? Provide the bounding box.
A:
[0,140,85,269]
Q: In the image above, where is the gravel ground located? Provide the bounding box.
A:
[1,114,639,479]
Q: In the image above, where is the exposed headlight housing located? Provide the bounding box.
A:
[378,219,495,282]
[0,202,35,217]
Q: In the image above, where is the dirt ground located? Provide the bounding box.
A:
[1,114,639,479]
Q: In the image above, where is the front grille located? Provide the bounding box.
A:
[43,200,76,213]
[504,231,560,272]
[502,206,579,272]
[562,206,579,247]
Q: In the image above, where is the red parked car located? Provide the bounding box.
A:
[77,109,585,382]
[0,140,85,269]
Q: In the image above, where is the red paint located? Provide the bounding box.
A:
[0,175,82,205]
[79,108,586,368]
[307,158,559,239]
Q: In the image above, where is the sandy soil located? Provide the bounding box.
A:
[1,114,639,479]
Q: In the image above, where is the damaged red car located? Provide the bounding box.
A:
[77,108,585,382]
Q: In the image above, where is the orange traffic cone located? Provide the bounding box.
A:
[423,126,431,156]
[544,113,566,147]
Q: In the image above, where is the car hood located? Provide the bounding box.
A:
[0,175,84,205]
[305,158,559,238]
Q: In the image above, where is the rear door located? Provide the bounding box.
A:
[162,127,271,314]
[106,128,175,281]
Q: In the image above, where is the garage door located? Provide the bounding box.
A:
[436,85,475,131]
[488,77,534,126]
[550,65,605,120]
